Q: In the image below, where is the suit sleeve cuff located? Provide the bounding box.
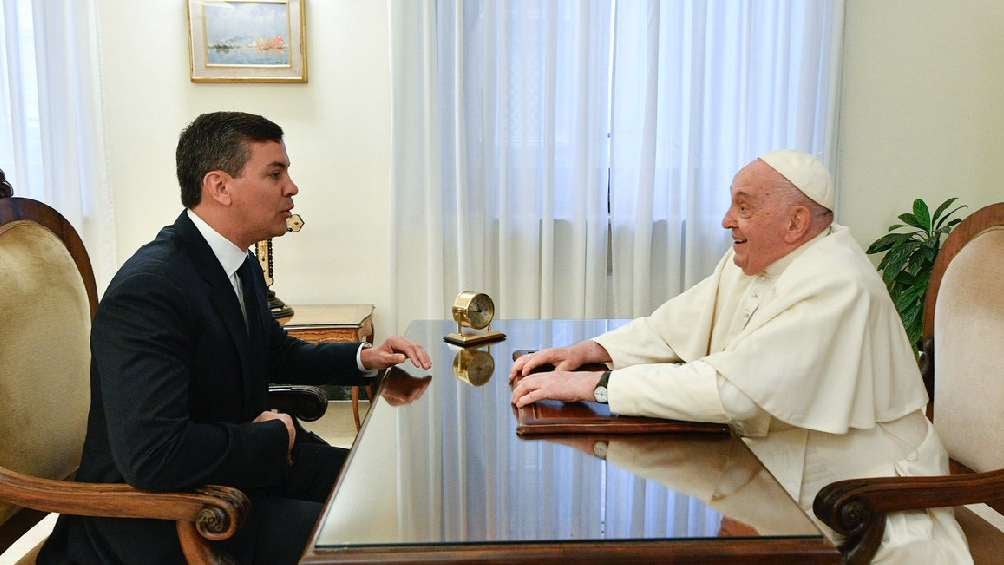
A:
[356,342,379,375]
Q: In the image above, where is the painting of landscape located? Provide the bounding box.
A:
[204,1,290,66]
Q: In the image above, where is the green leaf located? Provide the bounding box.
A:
[894,278,928,313]
[930,197,958,224]
[937,218,963,233]
[912,199,932,233]
[876,238,914,272]
[905,248,930,276]
[924,242,939,262]
[893,274,917,290]
[898,298,923,342]
[866,232,913,254]
[935,205,967,230]
[882,240,921,285]
[897,212,926,231]
[887,224,905,231]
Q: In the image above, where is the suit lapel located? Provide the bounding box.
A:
[173,212,254,404]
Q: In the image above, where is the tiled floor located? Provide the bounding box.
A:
[0,402,367,564]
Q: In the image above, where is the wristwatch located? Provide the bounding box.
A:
[592,440,609,460]
[593,370,611,403]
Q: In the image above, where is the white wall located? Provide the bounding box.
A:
[96,0,395,340]
[837,0,1004,249]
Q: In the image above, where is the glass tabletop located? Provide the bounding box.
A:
[315,319,821,548]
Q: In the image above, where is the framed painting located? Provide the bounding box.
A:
[187,0,307,83]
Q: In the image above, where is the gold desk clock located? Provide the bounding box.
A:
[256,213,305,319]
[452,348,496,386]
[444,291,506,346]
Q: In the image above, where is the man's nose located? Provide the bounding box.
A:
[721,208,736,229]
[286,179,299,196]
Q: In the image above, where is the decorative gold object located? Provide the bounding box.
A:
[451,348,496,386]
[256,213,305,319]
[444,291,506,346]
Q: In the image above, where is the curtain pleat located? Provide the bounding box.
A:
[0,0,114,291]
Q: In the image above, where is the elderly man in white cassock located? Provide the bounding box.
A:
[510,150,972,563]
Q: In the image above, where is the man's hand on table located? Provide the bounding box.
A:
[510,370,605,408]
[254,409,296,465]
[509,340,611,383]
[362,335,432,371]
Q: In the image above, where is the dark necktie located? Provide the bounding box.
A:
[236,254,259,335]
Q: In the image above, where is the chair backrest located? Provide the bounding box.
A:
[924,203,1004,473]
[0,197,96,528]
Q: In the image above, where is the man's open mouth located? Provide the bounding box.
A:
[733,239,747,245]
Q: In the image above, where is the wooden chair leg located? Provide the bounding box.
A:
[351,386,362,431]
[177,521,234,565]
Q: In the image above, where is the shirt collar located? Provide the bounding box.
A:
[760,225,833,280]
[186,209,248,279]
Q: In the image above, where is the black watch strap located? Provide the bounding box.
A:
[596,370,611,389]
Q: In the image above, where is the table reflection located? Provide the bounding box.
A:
[317,320,819,548]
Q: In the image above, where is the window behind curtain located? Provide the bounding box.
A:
[0,0,116,291]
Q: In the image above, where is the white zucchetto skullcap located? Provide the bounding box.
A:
[759,150,833,211]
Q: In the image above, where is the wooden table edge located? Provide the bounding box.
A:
[302,536,840,563]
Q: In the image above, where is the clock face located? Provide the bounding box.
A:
[467,293,494,330]
[452,291,495,330]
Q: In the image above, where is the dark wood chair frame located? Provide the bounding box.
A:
[812,203,1004,565]
[0,196,329,564]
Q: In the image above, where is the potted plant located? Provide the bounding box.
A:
[866,198,966,350]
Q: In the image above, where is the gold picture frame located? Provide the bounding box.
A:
[186,0,307,83]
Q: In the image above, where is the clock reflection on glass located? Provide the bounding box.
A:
[452,348,496,387]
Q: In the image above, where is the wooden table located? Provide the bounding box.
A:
[301,319,841,563]
[279,304,374,429]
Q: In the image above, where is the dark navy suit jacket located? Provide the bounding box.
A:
[40,211,361,564]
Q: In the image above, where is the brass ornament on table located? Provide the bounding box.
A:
[452,347,496,386]
[444,291,506,346]
[255,213,305,319]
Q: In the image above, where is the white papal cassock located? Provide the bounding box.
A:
[594,224,972,564]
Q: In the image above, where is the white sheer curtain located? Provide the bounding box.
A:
[0,0,115,290]
[609,0,844,316]
[390,0,844,328]
[390,0,613,331]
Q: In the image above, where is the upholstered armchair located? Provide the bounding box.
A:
[813,203,1004,564]
[0,196,328,563]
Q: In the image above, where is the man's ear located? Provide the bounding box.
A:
[202,171,232,206]
[784,206,812,243]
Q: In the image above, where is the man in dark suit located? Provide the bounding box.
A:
[39,112,430,564]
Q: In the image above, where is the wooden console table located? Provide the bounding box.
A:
[279,304,375,430]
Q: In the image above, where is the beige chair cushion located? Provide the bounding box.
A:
[933,227,1004,472]
[0,220,91,525]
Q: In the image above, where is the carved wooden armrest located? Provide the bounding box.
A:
[267,384,329,422]
[0,466,249,564]
[813,468,1004,565]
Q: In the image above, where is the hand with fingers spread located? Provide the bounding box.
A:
[361,335,433,371]
[509,340,612,382]
[510,370,605,408]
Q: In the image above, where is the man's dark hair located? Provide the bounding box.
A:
[0,168,13,198]
[175,111,283,208]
